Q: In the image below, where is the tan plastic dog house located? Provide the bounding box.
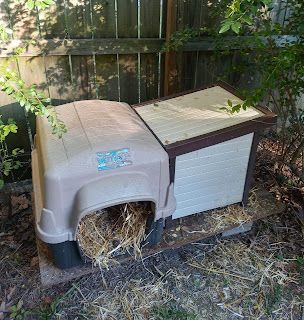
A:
[32,82,276,268]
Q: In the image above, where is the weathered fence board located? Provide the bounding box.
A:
[119,54,139,104]
[95,54,119,101]
[117,0,138,38]
[38,0,67,39]
[92,0,116,38]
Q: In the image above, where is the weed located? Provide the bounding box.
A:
[265,284,283,315]
[296,256,304,284]
[9,301,30,320]
[152,305,197,320]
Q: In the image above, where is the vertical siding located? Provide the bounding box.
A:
[172,133,254,219]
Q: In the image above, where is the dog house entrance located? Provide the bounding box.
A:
[76,201,154,268]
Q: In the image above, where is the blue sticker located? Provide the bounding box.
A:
[96,148,132,171]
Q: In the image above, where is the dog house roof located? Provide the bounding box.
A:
[36,100,168,176]
[134,83,276,157]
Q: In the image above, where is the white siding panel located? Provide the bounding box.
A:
[172,134,253,219]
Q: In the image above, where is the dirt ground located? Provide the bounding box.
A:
[0,144,304,320]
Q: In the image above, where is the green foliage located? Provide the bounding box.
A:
[219,0,272,34]
[22,0,55,10]
[161,27,203,52]
[0,0,65,187]
[0,24,13,42]
[8,300,30,320]
[265,284,283,315]
[0,64,66,137]
[0,117,24,189]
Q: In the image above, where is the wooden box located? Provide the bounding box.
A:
[134,82,276,219]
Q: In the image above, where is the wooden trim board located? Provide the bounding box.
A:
[0,36,297,57]
[36,187,285,287]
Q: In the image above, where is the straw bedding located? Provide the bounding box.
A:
[77,202,152,268]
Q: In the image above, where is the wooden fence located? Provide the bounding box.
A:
[0,0,288,182]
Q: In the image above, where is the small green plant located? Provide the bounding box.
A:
[9,300,30,320]
[0,117,24,189]
[264,284,283,315]
[296,256,304,284]
[152,305,197,320]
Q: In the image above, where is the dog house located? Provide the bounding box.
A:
[32,82,276,269]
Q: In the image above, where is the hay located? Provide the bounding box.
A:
[188,221,303,319]
[77,202,152,268]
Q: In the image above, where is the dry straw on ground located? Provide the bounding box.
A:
[77,202,151,268]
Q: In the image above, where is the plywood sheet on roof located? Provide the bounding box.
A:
[136,86,263,145]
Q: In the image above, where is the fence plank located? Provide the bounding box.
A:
[44,56,74,103]
[95,54,119,101]
[38,0,67,39]
[17,56,49,94]
[91,0,116,38]
[65,0,92,39]
[119,54,138,104]
[140,0,160,38]
[140,53,159,101]
[7,0,39,39]
[117,0,138,38]
[71,55,95,100]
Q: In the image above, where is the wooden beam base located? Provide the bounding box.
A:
[36,187,284,287]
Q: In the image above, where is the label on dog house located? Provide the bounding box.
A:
[135,83,276,219]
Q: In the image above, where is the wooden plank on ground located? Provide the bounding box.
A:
[36,187,285,287]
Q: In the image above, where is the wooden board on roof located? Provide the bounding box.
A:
[136,86,262,146]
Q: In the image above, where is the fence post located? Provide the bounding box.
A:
[164,0,177,95]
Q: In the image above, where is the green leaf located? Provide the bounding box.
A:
[219,22,231,34]
[0,179,4,189]
[231,21,242,34]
